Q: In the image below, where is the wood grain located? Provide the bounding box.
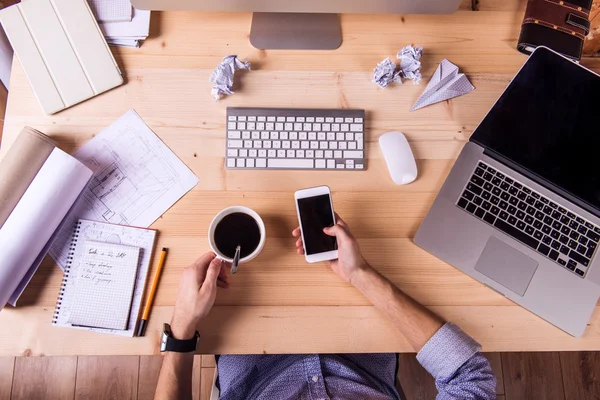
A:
[502,352,565,400]
[397,354,437,400]
[138,355,163,400]
[0,357,13,400]
[193,355,202,400]
[75,356,139,400]
[2,0,600,355]
[483,352,504,395]
[11,356,76,400]
[201,368,216,400]
[202,355,216,368]
[560,352,600,400]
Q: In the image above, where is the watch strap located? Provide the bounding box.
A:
[160,323,199,353]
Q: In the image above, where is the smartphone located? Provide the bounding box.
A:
[294,186,338,263]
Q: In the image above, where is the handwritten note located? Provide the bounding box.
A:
[67,241,140,330]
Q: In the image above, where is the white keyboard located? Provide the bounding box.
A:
[226,107,366,170]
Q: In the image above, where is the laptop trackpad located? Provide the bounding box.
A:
[474,237,538,297]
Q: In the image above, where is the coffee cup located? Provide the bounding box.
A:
[208,206,266,266]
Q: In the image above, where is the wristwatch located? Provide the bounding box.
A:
[160,323,200,353]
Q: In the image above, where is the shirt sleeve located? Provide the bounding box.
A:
[416,322,496,400]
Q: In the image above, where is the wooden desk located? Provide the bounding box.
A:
[2,1,600,356]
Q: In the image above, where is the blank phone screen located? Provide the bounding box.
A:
[298,194,337,255]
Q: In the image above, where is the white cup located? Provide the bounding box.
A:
[208,206,266,264]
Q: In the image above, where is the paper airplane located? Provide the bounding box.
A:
[411,59,474,111]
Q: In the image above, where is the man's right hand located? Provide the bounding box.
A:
[292,213,370,285]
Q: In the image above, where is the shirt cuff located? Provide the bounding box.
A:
[416,322,482,380]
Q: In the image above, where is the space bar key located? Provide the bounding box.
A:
[493,219,540,249]
[268,159,314,169]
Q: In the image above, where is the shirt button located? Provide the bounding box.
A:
[312,376,319,382]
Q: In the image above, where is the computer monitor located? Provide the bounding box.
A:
[132,0,462,50]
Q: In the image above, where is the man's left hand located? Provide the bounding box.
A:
[171,252,230,339]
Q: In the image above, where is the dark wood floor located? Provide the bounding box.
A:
[0,352,598,399]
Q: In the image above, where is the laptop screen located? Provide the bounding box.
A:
[471,47,600,211]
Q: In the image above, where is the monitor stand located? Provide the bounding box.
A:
[249,13,342,50]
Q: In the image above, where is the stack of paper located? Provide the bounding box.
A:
[87,1,150,47]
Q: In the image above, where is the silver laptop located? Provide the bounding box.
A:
[415,47,600,337]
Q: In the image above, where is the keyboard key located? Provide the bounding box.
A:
[538,243,550,256]
[239,149,248,157]
[490,196,500,205]
[551,230,560,239]
[568,239,578,250]
[526,206,535,215]
[268,159,314,168]
[475,207,485,218]
[287,150,295,158]
[315,159,326,169]
[474,196,483,206]
[500,192,510,201]
[325,150,333,158]
[316,150,324,158]
[345,132,354,141]
[483,172,493,181]
[567,211,576,219]
[552,210,561,219]
[492,187,501,196]
[551,240,561,250]
[543,206,553,215]
[508,205,517,215]
[560,226,570,235]
[540,197,548,203]
[570,231,579,240]
[500,211,509,220]
[339,142,347,150]
[522,187,531,194]
[587,230,600,242]
[577,244,587,254]
[227,149,238,157]
[500,182,510,191]
[491,206,500,216]
[560,215,570,225]
[492,177,502,186]
[508,216,518,225]
[531,192,540,199]
[542,225,551,234]
[228,140,243,148]
[567,260,577,271]
[558,258,567,266]
[525,226,535,235]
[578,225,588,235]
[517,221,526,230]
[560,245,569,255]
[549,249,560,261]
[516,210,525,220]
[575,269,585,277]
[227,158,235,168]
[499,201,508,210]
[482,201,491,211]
[534,230,543,240]
[327,159,335,169]
[474,167,484,176]
[517,191,527,200]
[518,201,527,211]
[542,235,552,245]
[482,192,491,200]
[552,221,562,230]
[478,162,487,169]
[236,159,245,168]
[535,211,544,220]
[579,236,589,245]
[509,187,519,195]
[586,247,595,258]
[569,250,589,266]
[525,215,534,225]
[558,207,567,214]
[246,158,255,168]
[494,219,540,249]
[344,151,364,159]
[559,235,569,245]
[483,213,496,224]
[535,201,544,210]
[350,124,363,131]
[509,197,519,206]
[334,150,343,158]
[526,196,536,206]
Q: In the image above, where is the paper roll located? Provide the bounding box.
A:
[0,127,56,228]
[0,148,92,308]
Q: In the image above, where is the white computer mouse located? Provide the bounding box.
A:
[379,131,417,185]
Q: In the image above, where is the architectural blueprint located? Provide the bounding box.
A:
[50,110,199,270]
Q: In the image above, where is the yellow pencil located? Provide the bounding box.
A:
[137,247,168,336]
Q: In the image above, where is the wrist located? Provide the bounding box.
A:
[170,318,200,340]
[348,261,372,286]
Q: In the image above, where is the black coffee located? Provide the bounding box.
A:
[214,212,261,259]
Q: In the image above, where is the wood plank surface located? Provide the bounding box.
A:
[397,354,437,400]
[193,355,202,400]
[502,352,565,400]
[75,356,139,400]
[560,351,600,400]
[11,356,76,400]
[0,357,13,400]
[201,368,215,400]
[138,355,163,400]
[1,0,600,355]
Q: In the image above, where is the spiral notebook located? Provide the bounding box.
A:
[53,219,156,336]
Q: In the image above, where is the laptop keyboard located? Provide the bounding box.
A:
[457,161,599,278]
